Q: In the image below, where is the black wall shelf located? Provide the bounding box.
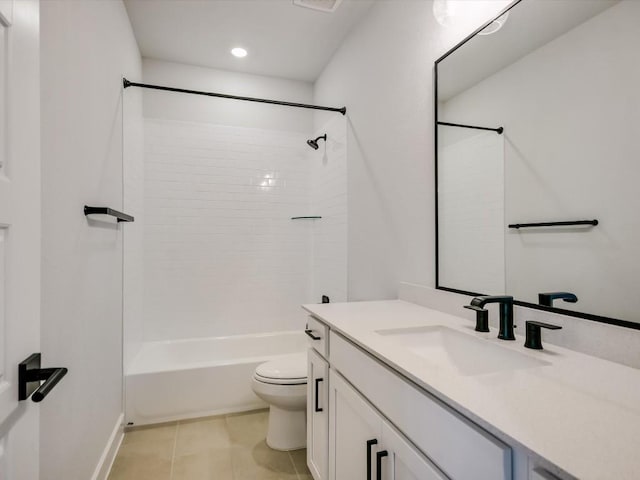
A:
[84,206,134,223]
[291,216,322,220]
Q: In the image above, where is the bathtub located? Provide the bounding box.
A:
[125,331,308,426]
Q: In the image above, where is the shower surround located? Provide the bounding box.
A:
[124,112,346,422]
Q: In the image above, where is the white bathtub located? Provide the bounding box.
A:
[125,331,308,426]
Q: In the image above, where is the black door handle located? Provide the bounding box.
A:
[314,378,323,412]
[305,329,321,340]
[18,353,68,402]
[366,439,378,480]
[376,450,388,480]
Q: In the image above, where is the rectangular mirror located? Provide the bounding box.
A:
[435,0,640,327]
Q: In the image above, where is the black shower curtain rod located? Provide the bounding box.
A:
[123,78,346,115]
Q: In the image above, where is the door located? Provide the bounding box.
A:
[329,370,381,480]
[380,422,446,480]
[0,1,41,479]
[307,348,329,480]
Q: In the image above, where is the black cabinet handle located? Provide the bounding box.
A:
[314,378,323,412]
[376,450,388,480]
[366,439,378,480]
[18,353,68,402]
[305,329,321,340]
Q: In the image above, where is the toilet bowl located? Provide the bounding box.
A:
[252,352,307,451]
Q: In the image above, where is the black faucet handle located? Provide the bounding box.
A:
[524,321,562,350]
[470,295,514,308]
[464,305,489,332]
[538,292,578,307]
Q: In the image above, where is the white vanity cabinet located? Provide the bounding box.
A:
[329,331,511,480]
[307,314,514,480]
[329,369,446,480]
[307,347,329,480]
[303,300,640,480]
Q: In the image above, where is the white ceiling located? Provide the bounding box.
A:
[124,0,375,83]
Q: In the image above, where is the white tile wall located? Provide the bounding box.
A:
[143,119,315,341]
[310,116,348,303]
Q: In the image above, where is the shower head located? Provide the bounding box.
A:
[307,134,327,150]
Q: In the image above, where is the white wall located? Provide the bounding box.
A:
[142,58,314,132]
[440,0,640,321]
[142,118,313,341]
[314,0,511,301]
[40,1,143,479]
[317,0,640,366]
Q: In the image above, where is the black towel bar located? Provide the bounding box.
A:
[508,219,598,229]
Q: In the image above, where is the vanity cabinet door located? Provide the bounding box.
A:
[308,348,329,480]
[380,422,446,480]
[329,370,382,480]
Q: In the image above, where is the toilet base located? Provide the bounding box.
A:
[265,405,306,451]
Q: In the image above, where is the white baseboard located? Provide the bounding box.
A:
[90,413,124,480]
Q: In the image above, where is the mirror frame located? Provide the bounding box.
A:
[433,0,640,331]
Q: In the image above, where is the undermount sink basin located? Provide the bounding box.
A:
[375,325,549,376]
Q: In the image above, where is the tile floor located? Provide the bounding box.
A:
[108,409,312,480]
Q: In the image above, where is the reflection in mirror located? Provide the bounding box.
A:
[438,126,504,295]
[436,0,640,325]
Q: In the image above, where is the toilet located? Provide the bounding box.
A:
[252,352,307,451]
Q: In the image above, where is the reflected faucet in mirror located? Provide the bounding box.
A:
[538,292,578,308]
[466,296,515,340]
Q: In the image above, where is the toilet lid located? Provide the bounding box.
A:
[255,353,307,384]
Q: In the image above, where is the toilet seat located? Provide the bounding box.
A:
[254,353,307,385]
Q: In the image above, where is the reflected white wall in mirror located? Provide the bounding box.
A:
[436,0,640,324]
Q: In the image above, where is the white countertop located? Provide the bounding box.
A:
[303,300,640,480]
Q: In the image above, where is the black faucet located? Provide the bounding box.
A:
[467,296,515,340]
[464,304,490,332]
[538,292,577,307]
[524,321,562,349]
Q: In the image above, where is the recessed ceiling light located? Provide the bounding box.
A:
[231,47,248,58]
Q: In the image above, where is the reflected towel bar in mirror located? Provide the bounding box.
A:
[84,206,135,223]
[508,220,598,229]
